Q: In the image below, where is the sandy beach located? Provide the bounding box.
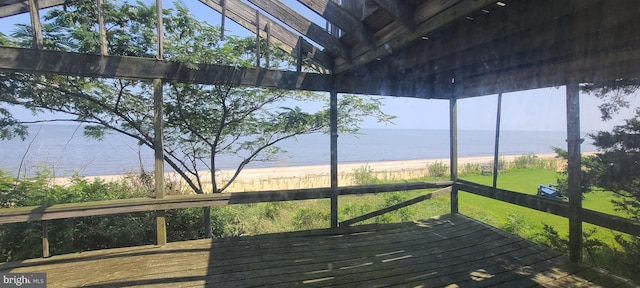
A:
[53,153,563,191]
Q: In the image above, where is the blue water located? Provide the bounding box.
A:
[0,125,596,177]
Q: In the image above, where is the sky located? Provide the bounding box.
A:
[1,0,639,133]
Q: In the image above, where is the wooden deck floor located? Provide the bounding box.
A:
[1,214,637,287]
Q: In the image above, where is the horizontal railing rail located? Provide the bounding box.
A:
[456,179,640,237]
[0,181,453,225]
[340,186,452,226]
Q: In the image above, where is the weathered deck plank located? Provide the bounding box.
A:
[0,214,636,287]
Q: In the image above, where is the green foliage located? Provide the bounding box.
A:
[0,0,394,235]
[582,78,640,121]
[1,0,395,197]
[352,164,380,185]
[614,235,640,278]
[551,147,595,198]
[292,208,328,230]
[210,206,246,237]
[0,32,9,46]
[0,170,155,262]
[502,212,529,235]
[536,224,569,253]
[512,153,543,169]
[382,192,413,221]
[261,202,282,220]
[461,163,480,174]
[427,161,448,178]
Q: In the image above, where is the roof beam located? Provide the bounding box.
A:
[335,41,640,99]
[0,0,67,18]
[457,48,640,99]
[336,0,496,73]
[199,0,332,71]
[297,0,376,48]
[365,0,605,80]
[370,0,414,30]
[0,46,332,91]
[246,0,351,61]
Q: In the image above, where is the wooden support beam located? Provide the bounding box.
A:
[246,0,351,61]
[336,0,496,73]
[154,0,166,247]
[296,36,303,72]
[198,0,332,71]
[0,47,333,91]
[370,0,414,30]
[566,83,582,263]
[449,83,458,214]
[96,0,108,56]
[220,0,225,40]
[27,0,43,49]
[41,220,49,258]
[297,0,376,48]
[492,92,502,189]
[340,187,451,226]
[365,0,604,81]
[0,0,66,18]
[153,78,166,246]
[265,22,270,68]
[255,10,260,68]
[330,88,338,228]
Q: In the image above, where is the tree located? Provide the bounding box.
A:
[0,0,395,237]
[579,80,640,276]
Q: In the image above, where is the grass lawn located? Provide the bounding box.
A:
[457,168,629,247]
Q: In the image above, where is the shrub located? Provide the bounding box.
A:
[428,161,449,178]
[512,153,543,169]
[353,164,380,185]
[292,208,328,230]
[502,212,529,235]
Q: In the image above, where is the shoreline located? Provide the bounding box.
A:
[52,153,563,188]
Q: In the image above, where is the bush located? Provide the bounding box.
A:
[502,212,529,235]
[0,170,157,262]
[292,208,328,230]
[353,164,380,185]
[428,161,449,178]
[512,153,543,169]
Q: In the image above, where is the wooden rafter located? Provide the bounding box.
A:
[198,0,332,71]
[297,0,375,48]
[0,0,67,18]
[246,0,351,61]
[370,0,414,30]
[336,0,496,73]
[0,46,332,91]
[362,0,603,80]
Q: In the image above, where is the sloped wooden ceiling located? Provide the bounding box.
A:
[0,0,639,99]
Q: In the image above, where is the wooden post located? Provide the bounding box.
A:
[220,0,226,40]
[566,83,582,262]
[156,0,163,59]
[27,0,43,49]
[97,0,108,56]
[265,22,271,68]
[41,220,49,258]
[255,11,261,68]
[492,93,503,189]
[449,78,458,214]
[296,36,303,72]
[330,88,338,228]
[154,0,167,247]
[153,78,166,246]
